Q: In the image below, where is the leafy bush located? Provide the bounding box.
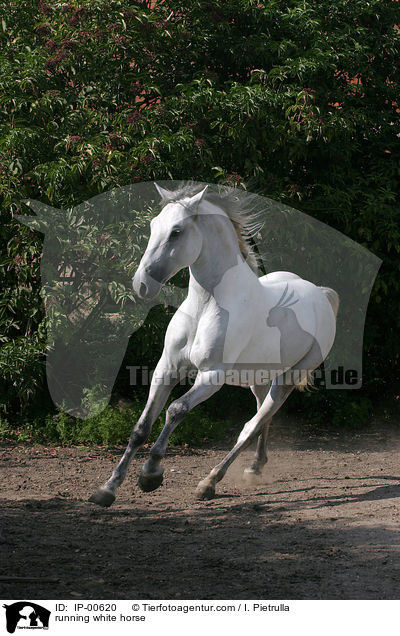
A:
[0,400,232,446]
[0,0,399,438]
[0,335,46,414]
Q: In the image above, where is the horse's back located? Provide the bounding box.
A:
[258,272,338,319]
[259,271,301,285]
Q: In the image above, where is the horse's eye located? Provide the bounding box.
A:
[170,228,182,239]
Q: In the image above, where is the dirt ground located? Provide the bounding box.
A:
[1,415,400,600]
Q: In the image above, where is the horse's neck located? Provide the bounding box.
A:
[188,213,257,303]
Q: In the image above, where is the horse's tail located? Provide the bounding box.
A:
[320,286,339,319]
[296,369,314,392]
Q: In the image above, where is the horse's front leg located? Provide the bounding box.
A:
[89,358,178,507]
[138,369,224,492]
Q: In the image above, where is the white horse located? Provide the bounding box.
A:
[90,184,339,507]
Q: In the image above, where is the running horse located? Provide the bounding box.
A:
[90,184,339,507]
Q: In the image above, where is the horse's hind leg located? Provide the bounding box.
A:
[243,419,271,479]
[196,347,325,500]
[243,384,271,479]
[196,381,294,500]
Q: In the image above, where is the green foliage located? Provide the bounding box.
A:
[0,334,46,413]
[0,415,12,439]
[287,386,376,430]
[0,400,231,446]
[331,397,374,429]
[0,0,399,439]
[43,406,146,445]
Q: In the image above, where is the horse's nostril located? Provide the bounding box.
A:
[140,282,147,297]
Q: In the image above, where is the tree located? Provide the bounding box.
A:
[1,0,399,422]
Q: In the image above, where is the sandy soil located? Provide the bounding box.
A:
[1,417,400,600]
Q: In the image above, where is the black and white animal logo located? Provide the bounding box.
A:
[3,602,50,634]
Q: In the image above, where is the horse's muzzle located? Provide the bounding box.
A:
[132,268,162,300]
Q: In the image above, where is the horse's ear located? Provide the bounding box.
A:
[16,200,60,233]
[154,183,172,201]
[188,186,208,208]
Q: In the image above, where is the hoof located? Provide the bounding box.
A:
[243,466,261,476]
[243,467,263,484]
[195,481,215,500]
[138,468,164,492]
[89,488,116,508]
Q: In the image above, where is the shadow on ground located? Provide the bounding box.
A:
[1,420,400,600]
[1,475,400,600]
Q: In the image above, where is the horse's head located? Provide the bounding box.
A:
[133,184,208,300]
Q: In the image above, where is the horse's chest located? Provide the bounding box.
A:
[164,303,226,367]
[189,306,229,368]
